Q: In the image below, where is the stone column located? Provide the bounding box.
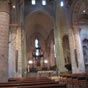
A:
[69,29,79,73]
[8,27,17,78]
[50,41,55,67]
[0,1,9,82]
[54,1,66,74]
[54,32,66,73]
[73,26,85,73]
[69,26,85,73]
[16,26,22,77]
[21,29,27,77]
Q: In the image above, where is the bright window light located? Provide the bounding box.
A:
[36,49,39,56]
[42,0,46,6]
[31,0,36,5]
[83,10,86,13]
[60,1,64,7]
[35,38,39,48]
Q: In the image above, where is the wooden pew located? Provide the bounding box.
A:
[8,77,51,83]
[59,73,88,88]
[0,81,58,87]
[86,73,88,88]
[18,83,66,88]
[0,77,66,88]
[0,83,66,88]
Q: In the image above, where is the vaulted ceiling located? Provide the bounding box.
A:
[25,11,53,41]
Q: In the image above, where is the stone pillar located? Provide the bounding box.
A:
[54,1,66,74]
[21,29,27,77]
[0,1,9,82]
[8,27,17,78]
[54,32,66,73]
[73,26,85,73]
[50,41,55,67]
[69,26,85,73]
[16,26,22,77]
[69,29,78,73]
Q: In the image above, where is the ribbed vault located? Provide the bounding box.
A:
[25,11,53,59]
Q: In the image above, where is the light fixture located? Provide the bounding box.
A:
[83,10,86,13]
[83,0,88,13]
[28,60,33,64]
[44,60,48,64]
[60,1,64,7]
[12,5,16,8]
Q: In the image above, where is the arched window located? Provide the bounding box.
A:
[34,38,39,56]
[35,38,39,48]
[60,1,64,7]
[33,38,44,66]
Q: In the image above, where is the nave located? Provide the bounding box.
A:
[0,1,88,88]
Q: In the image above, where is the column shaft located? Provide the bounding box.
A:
[74,27,85,72]
[16,26,22,77]
[8,28,17,77]
[50,42,55,67]
[0,9,9,83]
[69,29,78,73]
[69,27,85,73]
[0,1,9,82]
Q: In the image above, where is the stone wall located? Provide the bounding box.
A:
[0,12,9,82]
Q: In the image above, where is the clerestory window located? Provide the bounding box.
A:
[31,0,36,5]
[42,0,46,5]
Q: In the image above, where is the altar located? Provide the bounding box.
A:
[37,70,56,77]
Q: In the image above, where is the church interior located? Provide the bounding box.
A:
[0,0,88,87]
